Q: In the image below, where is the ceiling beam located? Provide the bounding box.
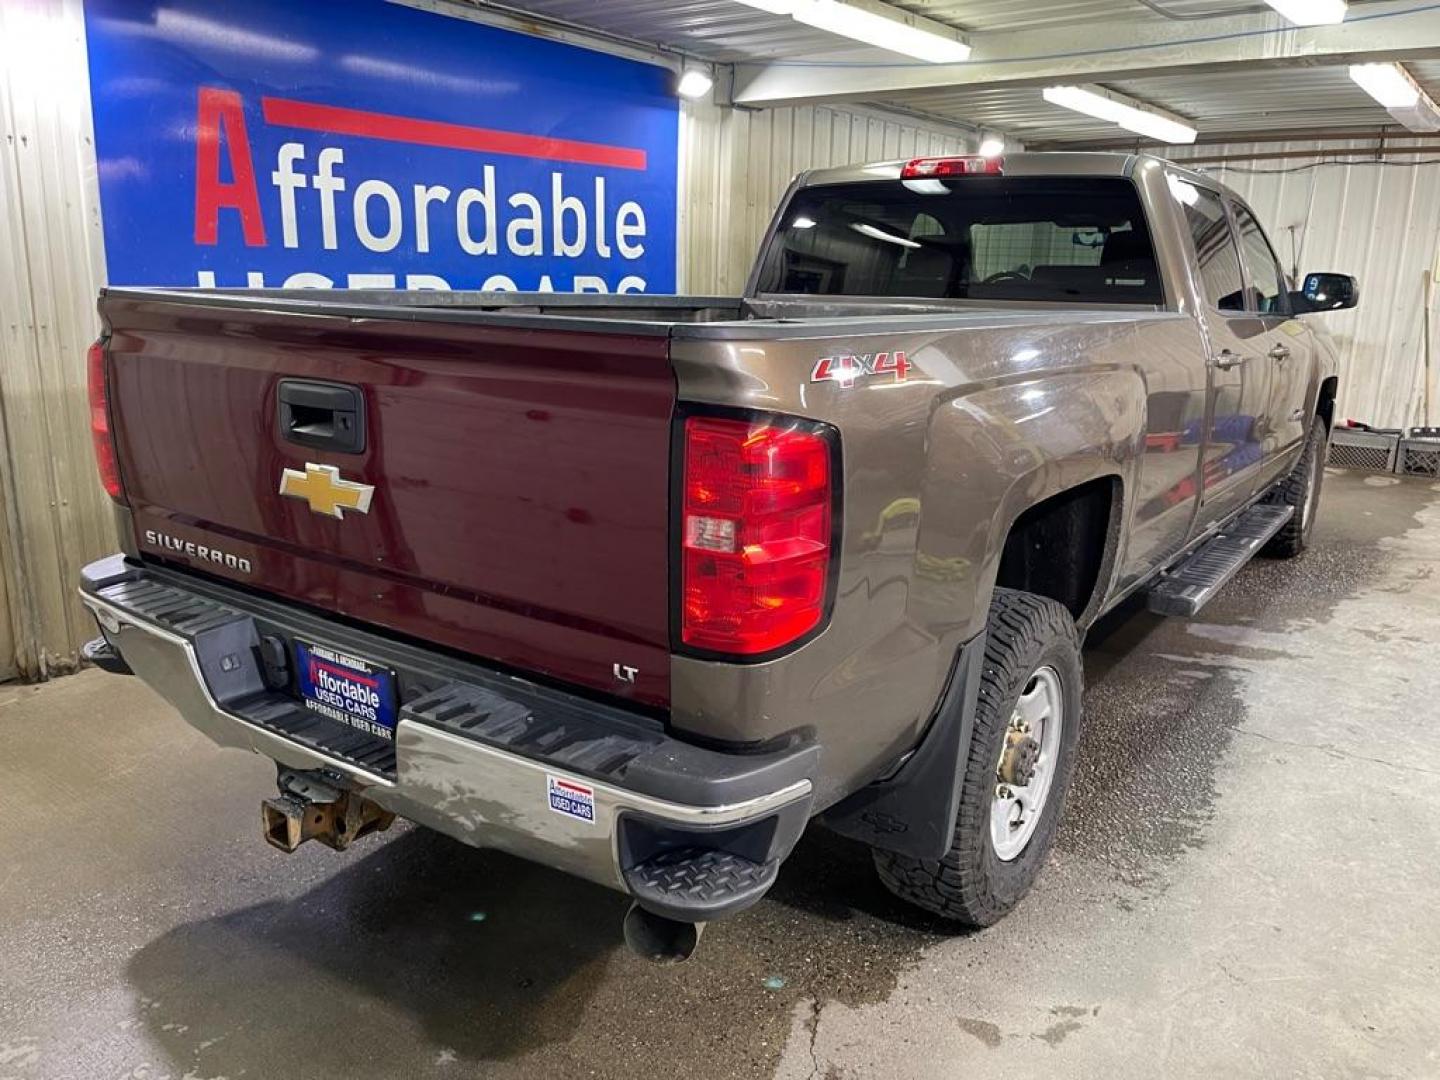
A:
[1027,123,1440,150]
[1172,142,1440,162]
[733,1,1440,107]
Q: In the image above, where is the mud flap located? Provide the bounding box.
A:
[821,635,985,860]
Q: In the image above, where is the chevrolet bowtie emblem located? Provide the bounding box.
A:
[279,463,375,519]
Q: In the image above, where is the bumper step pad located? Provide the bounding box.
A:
[624,847,779,922]
[403,683,664,784]
[1147,502,1294,617]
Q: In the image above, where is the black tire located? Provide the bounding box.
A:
[1262,415,1328,558]
[872,588,1083,927]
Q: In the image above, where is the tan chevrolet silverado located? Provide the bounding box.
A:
[80,152,1357,960]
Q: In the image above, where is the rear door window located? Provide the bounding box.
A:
[1173,178,1246,312]
[756,176,1163,304]
[1232,204,1290,316]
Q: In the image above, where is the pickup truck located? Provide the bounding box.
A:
[81,152,1356,962]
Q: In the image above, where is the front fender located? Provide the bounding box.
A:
[909,368,1147,641]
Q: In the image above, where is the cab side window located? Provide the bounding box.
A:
[1176,180,1245,312]
[1232,205,1290,316]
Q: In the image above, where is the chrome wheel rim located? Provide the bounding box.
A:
[991,666,1064,862]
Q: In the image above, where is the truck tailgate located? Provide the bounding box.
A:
[101,293,674,707]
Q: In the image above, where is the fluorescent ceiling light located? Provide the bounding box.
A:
[978,135,1005,158]
[1350,63,1419,109]
[791,0,971,63]
[1043,84,1197,144]
[676,69,714,99]
[1262,0,1346,24]
[1394,97,1440,132]
[790,215,817,228]
[1350,63,1440,131]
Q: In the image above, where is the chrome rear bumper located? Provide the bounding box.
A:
[81,556,814,918]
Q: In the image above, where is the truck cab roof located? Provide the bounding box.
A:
[799,151,1228,200]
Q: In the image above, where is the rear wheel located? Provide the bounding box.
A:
[1263,415,1328,558]
[872,588,1082,927]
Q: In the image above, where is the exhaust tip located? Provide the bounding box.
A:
[622,904,704,964]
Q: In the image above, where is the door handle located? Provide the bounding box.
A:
[1210,349,1244,371]
[1268,344,1292,362]
[277,379,367,454]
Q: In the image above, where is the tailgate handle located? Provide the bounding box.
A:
[277,379,366,454]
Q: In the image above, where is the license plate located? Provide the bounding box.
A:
[294,641,399,740]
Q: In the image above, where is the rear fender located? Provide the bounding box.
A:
[910,369,1146,641]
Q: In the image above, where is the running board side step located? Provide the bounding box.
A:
[1147,503,1294,617]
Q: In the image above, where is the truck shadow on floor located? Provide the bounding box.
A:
[122,823,949,1076]
[125,828,629,1068]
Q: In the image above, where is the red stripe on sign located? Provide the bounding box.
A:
[314,659,379,688]
[261,97,648,171]
[554,780,591,795]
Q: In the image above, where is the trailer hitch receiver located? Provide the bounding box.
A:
[262,770,395,853]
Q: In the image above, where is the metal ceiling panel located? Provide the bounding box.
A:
[475,0,1295,60]
[467,0,1406,59]
[886,0,1275,33]
[470,0,867,60]
[885,64,1440,144]
[463,0,1439,143]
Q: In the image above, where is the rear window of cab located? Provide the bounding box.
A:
[755,177,1162,305]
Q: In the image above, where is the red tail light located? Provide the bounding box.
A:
[901,156,1003,179]
[87,340,125,503]
[681,414,836,655]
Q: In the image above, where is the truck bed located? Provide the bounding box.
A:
[109,287,1162,335]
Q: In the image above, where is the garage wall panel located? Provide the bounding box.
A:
[1167,140,1440,430]
[0,0,112,680]
[680,99,975,293]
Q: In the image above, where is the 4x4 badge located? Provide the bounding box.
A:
[811,350,911,388]
[279,463,375,519]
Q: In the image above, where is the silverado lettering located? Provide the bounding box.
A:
[143,529,253,574]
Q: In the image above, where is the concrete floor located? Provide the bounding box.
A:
[3,468,1439,1080]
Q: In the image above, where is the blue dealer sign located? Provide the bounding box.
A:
[83,0,679,292]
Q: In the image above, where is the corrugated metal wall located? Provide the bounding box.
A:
[0,0,112,681]
[679,99,974,293]
[1167,140,1440,430]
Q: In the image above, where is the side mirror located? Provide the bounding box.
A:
[1291,272,1359,314]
